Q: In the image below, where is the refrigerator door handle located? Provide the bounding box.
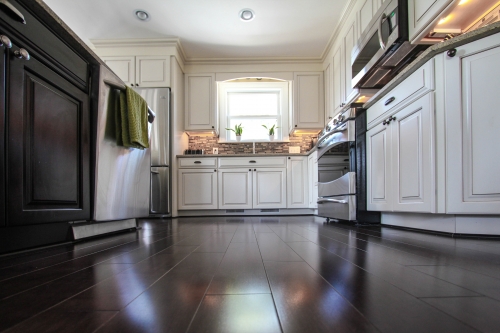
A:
[150,170,159,174]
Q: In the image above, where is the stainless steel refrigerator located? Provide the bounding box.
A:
[134,88,171,216]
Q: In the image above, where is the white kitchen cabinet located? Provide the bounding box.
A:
[287,156,308,208]
[358,0,374,38]
[218,168,253,209]
[445,35,500,214]
[332,45,344,115]
[101,55,170,87]
[408,0,454,44]
[185,73,217,131]
[324,64,334,123]
[367,93,435,213]
[178,169,218,210]
[308,152,318,208]
[253,168,287,209]
[292,72,324,130]
[343,21,356,104]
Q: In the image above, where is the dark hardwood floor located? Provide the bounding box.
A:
[1,216,500,332]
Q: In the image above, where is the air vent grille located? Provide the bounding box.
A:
[226,209,244,213]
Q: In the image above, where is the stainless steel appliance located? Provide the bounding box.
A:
[351,0,428,89]
[94,66,153,222]
[316,106,380,224]
[134,88,171,217]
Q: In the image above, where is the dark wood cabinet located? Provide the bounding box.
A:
[7,43,90,225]
[0,0,98,253]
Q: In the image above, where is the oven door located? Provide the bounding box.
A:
[316,120,355,159]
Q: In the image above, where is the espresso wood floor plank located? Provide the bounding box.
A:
[193,232,234,253]
[5,309,118,333]
[269,226,310,242]
[287,241,478,333]
[96,253,224,333]
[0,263,133,331]
[264,261,379,333]
[421,297,500,333]
[409,265,500,301]
[207,242,270,295]
[187,294,281,333]
[256,233,304,262]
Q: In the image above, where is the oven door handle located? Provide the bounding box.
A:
[378,13,387,51]
[316,124,348,147]
[317,198,348,204]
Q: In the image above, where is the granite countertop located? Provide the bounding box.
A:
[176,152,312,158]
[364,21,500,109]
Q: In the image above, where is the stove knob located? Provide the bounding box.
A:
[333,119,338,125]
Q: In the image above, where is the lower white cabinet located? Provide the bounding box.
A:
[218,167,286,209]
[287,156,308,208]
[178,169,218,210]
[445,35,500,214]
[308,152,318,208]
[218,169,252,209]
[254,168,287,209]
[367,92,435,213]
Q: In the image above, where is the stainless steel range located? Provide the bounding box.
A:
[316,106,380,224]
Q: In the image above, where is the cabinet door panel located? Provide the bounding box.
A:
[367,123,391,211]
[136,56,170,87]
[218,169,252,209]
[7,50,90,225]
[332,46,344,115]
[178,169,217,209]
[359,0,374,36]
[294,72,324,129]
[253,168,286,209]
[185,74,215,130]
[392,93,435,212]
[343,22,356,102]
[408,0,453,43]
[287,157,308,208]
[446,38,500,214]
[101,56,135,86]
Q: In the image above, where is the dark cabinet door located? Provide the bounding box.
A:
[7,44,90,225]
[0,46,5,226]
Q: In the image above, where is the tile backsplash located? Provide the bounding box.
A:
[187,135,348,154]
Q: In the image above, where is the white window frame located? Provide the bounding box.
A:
[218,81,290,142]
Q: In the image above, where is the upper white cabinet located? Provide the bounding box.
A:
[445,34,500,214]
[367,93,435,213]
[344,22,357,105]
[332,45,344,115]
[185,73,217,131]
[292,72,325,130]
[287,156,308,208]
[324,64,333,122]
[408,0,454,43]
[101,55,170,87]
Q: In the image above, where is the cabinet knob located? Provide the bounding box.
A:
[0,35,12,49]
[13,48,30,61]
[288,157,291,159]
[447,48,457,58]
[212,126,214,129]
[254,169,256,171]
[131,83,134,86]
[295,125,297,127]
[214,169,217,172]
[136,84,139,86]
[249,169,251,171]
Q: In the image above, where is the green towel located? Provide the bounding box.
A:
[115,87,149,149]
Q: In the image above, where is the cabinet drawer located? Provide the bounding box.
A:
[367,59,434,129]
[218,157,286,168]
[318,155,349,166]
[178,158,217,168]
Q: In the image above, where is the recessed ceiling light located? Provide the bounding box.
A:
[239,9,255,21]
[135,10,150,21]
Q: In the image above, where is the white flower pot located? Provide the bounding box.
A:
[269,135,275,141]
[236,135,242,142]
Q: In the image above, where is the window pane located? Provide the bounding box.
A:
[227,92,279,116]
[227,118,280,141]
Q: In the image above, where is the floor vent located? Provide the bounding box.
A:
[226,209,244,213]
[260,209,280,213]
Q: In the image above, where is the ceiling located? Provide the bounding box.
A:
[43,0,350,61]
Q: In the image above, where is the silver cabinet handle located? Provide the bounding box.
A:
[377,13,387,51]
[0,0,26,24]
[0,35,12,48]
[14,48,30,60]
[317,198,348,204]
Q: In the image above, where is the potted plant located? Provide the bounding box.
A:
[262,124,279,141]
[226,123,243,141]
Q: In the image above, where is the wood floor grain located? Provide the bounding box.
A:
[2,217,500,332]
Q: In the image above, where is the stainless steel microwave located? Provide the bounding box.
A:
[351,0,428,89]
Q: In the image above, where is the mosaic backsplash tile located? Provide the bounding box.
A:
[187,135,348,154]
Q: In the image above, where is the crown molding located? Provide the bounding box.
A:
[320,0,358,62]
[184,56,323,66]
